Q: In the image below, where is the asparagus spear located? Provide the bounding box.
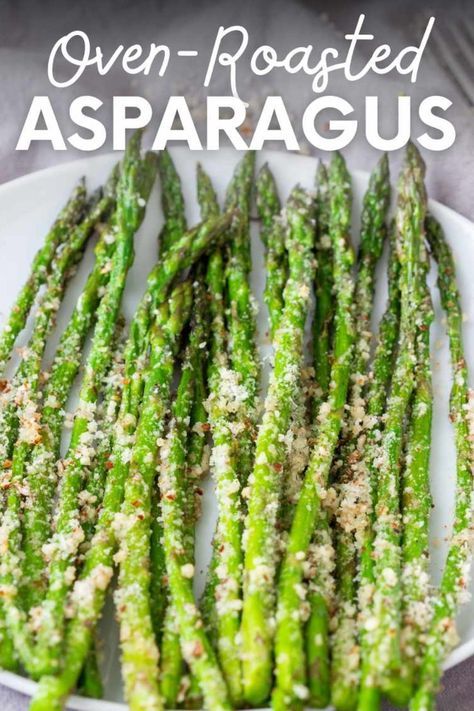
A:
[331,154,390,710]
[153,149,189,703]
[0,181,87,374]
[115,283,192,711]
[32,134,157,676]
[271,153,354,711]
[394,252,433,703]
[409,217,473,711]
[356,224,402,711]
[159,284,231,711]
[305,161,334,708]
[76,639,103,700]
[200,240,227,651]
[29,209,234,711]
[194,164,226,669]
[0,187,114,673]
[225,152,259,490]
[305,510,336,709]
[241,187,315,706]
[204,217,246,702]
[312,162,333,408]
[256,164,287,337]
[361,145,428,697]
[158,148,187,254]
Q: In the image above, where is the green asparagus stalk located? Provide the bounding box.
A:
[115,283,192,711]
[158,148,187,254]
[0,181,87,374]
[271,153,354,711]
[32,134,157,676]
[197,162,220,222]
[225,152,259,490]
[312,162,333,406]
[194,164,225,669]
[305,510,336,709]
[360,145,428,698]
[256,163,287,337]
[204,240,245,703]
[356,223,402,711]
[331,154,390,710]
[159,285,231,711]
[76,637,103,699]
[241,187,315,706]
[200,245,227,653]
[152,149,189,702]
[305,161,334,708]
[409,217,473,711]
[393,252,433,703]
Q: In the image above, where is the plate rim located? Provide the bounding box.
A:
[0,148,473,709]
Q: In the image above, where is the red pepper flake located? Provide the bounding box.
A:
[192,641,204,657]
[3,459,12,469]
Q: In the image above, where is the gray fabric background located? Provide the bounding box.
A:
[0,0,473,708]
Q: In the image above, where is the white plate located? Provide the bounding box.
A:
[0,148,473,710]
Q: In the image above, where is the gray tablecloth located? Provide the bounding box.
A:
[0,0,473,708]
